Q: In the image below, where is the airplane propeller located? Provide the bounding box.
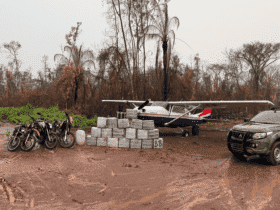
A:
[164,105,201,126]
[138,99,151,110]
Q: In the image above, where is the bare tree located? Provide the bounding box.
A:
[2,41,22,90]
[224,48,248,93]
[103,0,163,99]
[235,41,280,97]
[109,0,134,97]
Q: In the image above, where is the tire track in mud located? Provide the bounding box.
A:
[0,176,35,208]
[165,176,243,210]
[161,156,243,210]
[0,171,59,208]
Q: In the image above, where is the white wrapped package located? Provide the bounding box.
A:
[131,119,143,129]
[148,129,159,139]
[86,135,97,146]
[126,128,136,139]
[108,137,118,148]
[137,129,148,139]
[97,138,107,146]
[97,117,107,128]
[118,119,130,128]
[91,127,101,138]
[113,128,125,138]
[154,138,163,149]
[130,139,141,149]
[101,128,112,138]
[142,139,153,149]
[107,117,118,128]
[142,120,155,130]
[118,138,130,148]
[126,109,138,119]
[76,130,86,145]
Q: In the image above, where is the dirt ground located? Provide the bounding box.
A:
[1,124,280,210]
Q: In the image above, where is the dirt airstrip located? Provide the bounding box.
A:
[1,123,280,210]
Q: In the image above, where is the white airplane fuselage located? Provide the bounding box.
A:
[133,106,211,127]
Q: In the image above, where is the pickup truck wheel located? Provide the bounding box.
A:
[268,142,280,166]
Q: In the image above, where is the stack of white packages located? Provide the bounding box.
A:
[125,109,162,149]
[118,118,130,148]
[86,115,163,149]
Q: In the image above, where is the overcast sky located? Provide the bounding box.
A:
[0,0,279,79]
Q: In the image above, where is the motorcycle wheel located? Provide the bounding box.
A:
[59,132,75,148]
[35,135,43,143]
[7,134,21,151]
[45,133,58,149]
[20,134,36,151]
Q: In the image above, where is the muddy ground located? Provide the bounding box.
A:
[1,124,280,210]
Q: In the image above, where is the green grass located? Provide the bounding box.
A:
[0,104,97,130]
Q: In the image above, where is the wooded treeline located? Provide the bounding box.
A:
[0,0,280,119]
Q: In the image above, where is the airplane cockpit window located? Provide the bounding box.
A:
[172,106,186,114]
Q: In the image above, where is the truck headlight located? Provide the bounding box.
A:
[253,132,271,139]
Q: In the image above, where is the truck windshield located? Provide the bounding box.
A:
[250,111,280,124]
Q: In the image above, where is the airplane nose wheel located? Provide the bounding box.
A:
[182,130,189,137]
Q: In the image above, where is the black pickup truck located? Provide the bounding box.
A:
[227,107,280,165]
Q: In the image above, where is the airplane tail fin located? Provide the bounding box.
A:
[198,109,212,118]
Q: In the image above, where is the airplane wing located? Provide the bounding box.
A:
[166,100,275,107]
[102,100,274,108]
[102,100,149,104]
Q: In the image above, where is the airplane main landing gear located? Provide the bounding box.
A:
[192,126,200,136]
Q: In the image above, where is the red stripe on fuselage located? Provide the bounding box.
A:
[198,109,212,117]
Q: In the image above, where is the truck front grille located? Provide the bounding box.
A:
[229,131,248,153]
[230,142,244,153]
[231,131,245,139]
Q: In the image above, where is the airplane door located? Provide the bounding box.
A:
[167,104,171,116]
[170,105,174,115]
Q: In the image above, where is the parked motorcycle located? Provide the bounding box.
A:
[19,113,38,151]
[35,112,58,149]
[7,113,28,151]
[53,112,75,148]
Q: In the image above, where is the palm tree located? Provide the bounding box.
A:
[54,45,96,79]
[139,1,179,101]
[54,45,96,107]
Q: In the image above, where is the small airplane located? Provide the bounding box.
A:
[102,99,274,137]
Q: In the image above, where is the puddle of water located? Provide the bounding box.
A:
[163,157,280,210]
